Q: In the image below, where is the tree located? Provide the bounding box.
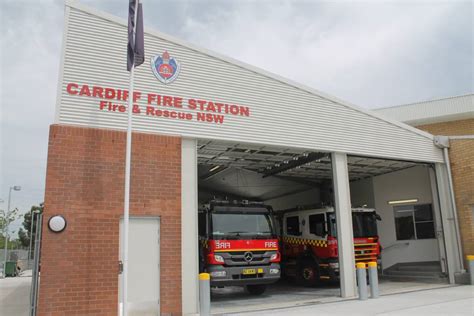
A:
[18,228,29,248]
[0,207,21,249]
[0,207,21,236]
[18,203,44,248]
[0,208,18,232]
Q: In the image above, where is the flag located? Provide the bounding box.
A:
[127,0,145,71]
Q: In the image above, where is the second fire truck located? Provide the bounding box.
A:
[277,205,381,286]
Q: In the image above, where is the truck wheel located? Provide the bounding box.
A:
[297,261,319,287]
[246,284,267,295]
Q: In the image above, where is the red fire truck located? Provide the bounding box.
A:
[198,200,281,295]
[278,206,381,286]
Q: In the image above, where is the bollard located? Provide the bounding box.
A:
[468,255,474,285]
[368,261,379,298]
[199,273,211,316]
[356,262,368,300]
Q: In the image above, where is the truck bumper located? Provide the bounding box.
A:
[320,258,340,281]
[208,264,280,286]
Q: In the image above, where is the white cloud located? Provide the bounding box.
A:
[1,0,63,233]
[176,1,472,107]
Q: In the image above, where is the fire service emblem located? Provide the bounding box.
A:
[150,51,180,84]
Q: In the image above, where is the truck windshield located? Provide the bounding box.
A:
[352,213,378,237]
[328,212,378,238]
[211,212,274,239]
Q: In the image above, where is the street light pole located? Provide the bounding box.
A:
[2,186,21,277]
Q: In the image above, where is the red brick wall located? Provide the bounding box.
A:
[445,140,474,266]
[39,125,182,316]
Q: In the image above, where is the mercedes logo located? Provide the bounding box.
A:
[243,251,253,262]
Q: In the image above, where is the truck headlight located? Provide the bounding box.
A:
[270,252,280,262]
[329,262,339,269]
[270,269,280,274]
[210,271,226,277]
[214,254,224,263]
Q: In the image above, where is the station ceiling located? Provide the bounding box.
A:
[198,140,421,182]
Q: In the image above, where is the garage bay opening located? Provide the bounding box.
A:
[196,140,449,314]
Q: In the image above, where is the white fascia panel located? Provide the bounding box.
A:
[58,1,444,163]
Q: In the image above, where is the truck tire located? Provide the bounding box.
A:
[297,260,319,287]
[245,284,267,295]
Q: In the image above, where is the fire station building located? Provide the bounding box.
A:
[38,1,469,315]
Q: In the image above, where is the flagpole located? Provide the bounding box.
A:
[123,1,139,315]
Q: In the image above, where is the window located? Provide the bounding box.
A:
[286,216,300,235]
[328,213,337,237]
[414,204,435,239]
[394,204,435,240]
[309,214,326,236]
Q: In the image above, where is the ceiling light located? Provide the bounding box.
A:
[209,165,220,172]
[388,198,418,205]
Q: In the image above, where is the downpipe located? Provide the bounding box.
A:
[436,136,465,272]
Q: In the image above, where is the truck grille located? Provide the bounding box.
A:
[219,251,272,266]
[354,243,378,262]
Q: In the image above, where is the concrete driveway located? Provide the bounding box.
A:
[225,285,474,316]
[211,278,454,315]
[0,273,31,316]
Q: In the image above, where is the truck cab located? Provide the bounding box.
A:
[198,200,281,295]
[278,206,381,286]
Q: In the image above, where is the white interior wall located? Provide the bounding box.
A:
[264,188,320,211]
[370,166,440,269]
[261,165,440,271]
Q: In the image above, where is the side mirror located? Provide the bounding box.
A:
[375,214,382,221]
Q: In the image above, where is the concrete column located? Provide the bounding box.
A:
[331,152,357,298]
[434,163,463,284]
[181,138,199,315]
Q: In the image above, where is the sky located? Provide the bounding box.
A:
[0,0,472,236]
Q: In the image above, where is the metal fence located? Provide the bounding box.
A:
[1,249,34,271]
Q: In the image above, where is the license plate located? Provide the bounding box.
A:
[242,268,256,275]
